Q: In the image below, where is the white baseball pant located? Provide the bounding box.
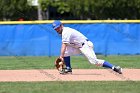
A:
[64,40,105,66]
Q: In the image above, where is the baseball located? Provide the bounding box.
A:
[59,62,63,65]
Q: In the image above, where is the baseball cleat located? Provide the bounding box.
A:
[113,66,122,74]
[59,68,72,74]
[64,68,72,74]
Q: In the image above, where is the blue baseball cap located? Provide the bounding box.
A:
[52,20,62,29]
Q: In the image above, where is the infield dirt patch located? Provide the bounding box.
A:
[0,69,139,82]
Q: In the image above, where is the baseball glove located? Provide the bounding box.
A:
[54,57,65,70]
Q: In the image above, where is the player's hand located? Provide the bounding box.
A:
[59,56,64,62]
[54,57,65,70]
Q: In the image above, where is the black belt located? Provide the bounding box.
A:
[82,39,89,46]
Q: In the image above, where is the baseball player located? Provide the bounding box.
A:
[52,20,122,74]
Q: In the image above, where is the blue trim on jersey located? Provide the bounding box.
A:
[64,56,71,69]
[103,61,113,69]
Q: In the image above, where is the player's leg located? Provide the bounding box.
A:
[63,46,80,73]
[102,60,122,74]
[59,56,72,74]
[79,41,122,74]
[84,41,114,69]
[64,56,71,69]
[102,61,113,69]
[64,56,72,72]
[96,59,122,74]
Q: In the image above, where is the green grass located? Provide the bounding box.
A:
[0,56,55,69]
[0,55,139,69]
[0,81,139,93]
[0,55,140,93]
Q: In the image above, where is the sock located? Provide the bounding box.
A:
[103,61,113,69]
[64,56,71,69]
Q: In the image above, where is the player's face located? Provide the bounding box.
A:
[55,25,63,34]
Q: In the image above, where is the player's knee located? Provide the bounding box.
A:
[87,41,94,49]
[94,59,104,66]
[88,57,104,66]
[95,63,102,66]
[88,59,96,64]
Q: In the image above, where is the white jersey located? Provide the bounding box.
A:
[62,27,87,48]
[61,27,104,65]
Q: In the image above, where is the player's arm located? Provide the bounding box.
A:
[60,32,70,59]
[60,43,67,58]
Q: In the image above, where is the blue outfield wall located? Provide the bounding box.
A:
[0,23,140,56]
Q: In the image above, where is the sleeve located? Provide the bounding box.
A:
[62,32,71,44]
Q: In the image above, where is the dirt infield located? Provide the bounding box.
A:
[0,69,139,82]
